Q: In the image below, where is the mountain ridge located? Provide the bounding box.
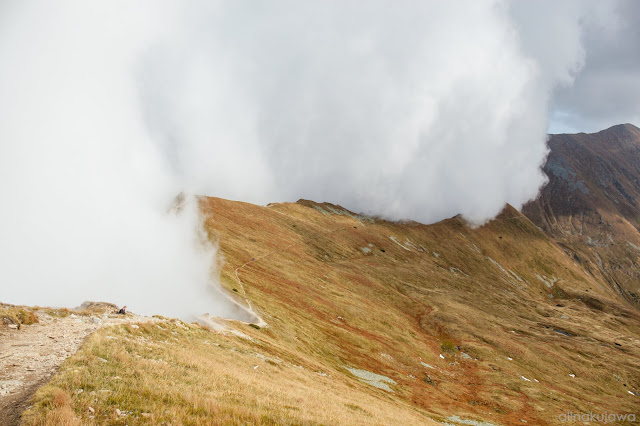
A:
[5,123,640,425]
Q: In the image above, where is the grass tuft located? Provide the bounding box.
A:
[440,339,457,354]
[0,305,39,328]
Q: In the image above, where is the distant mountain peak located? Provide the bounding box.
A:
[550,123,640,137]
[597,122,640,137]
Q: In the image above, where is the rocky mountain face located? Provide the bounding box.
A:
[523,123,640,308]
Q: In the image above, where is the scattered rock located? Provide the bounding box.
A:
[423,375,436,386]
[78,301,119,313]
[446,415,496,426]
[344,366,397,392]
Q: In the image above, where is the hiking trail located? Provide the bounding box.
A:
[0,308,157,426]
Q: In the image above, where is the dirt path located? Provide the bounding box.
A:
[0,310,153,425]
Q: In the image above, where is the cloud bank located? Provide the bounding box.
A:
[0,1,621,312]
[0,3,231,318]
[139,0,616,222]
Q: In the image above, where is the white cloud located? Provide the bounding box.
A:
[137,0,587,222]
[0,2,227,319]
[0,1,619,311]
[547,0,640,133]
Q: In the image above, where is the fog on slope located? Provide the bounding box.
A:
[0,3,235,319]
[0,2,613,312]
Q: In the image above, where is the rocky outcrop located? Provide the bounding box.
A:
[523,124,640,307]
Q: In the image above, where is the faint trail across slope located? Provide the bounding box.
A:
[232,204,357,327]
[0,310,157,426]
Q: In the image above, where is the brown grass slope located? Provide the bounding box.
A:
[23,196,639,425]
[201,197,640,424]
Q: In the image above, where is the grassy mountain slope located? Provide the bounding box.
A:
[22,195,640,424]
[199,197,639,424]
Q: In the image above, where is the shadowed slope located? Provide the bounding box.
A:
[523,123,640,307]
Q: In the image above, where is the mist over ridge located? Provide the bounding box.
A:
[0,1,632,313]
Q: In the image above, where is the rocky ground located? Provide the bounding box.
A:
[0,307,154,426]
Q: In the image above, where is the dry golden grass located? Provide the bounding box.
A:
[23,320,436,425]
[21,197,640,425]
[0,304,39,328]
[200,198,640,423]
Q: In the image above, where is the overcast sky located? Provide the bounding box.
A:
[546,0,640,133]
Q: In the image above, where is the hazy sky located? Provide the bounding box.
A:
[545,1,640,133]
[0,1,637,314]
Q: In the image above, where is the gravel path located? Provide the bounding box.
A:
[0,310,152,425]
